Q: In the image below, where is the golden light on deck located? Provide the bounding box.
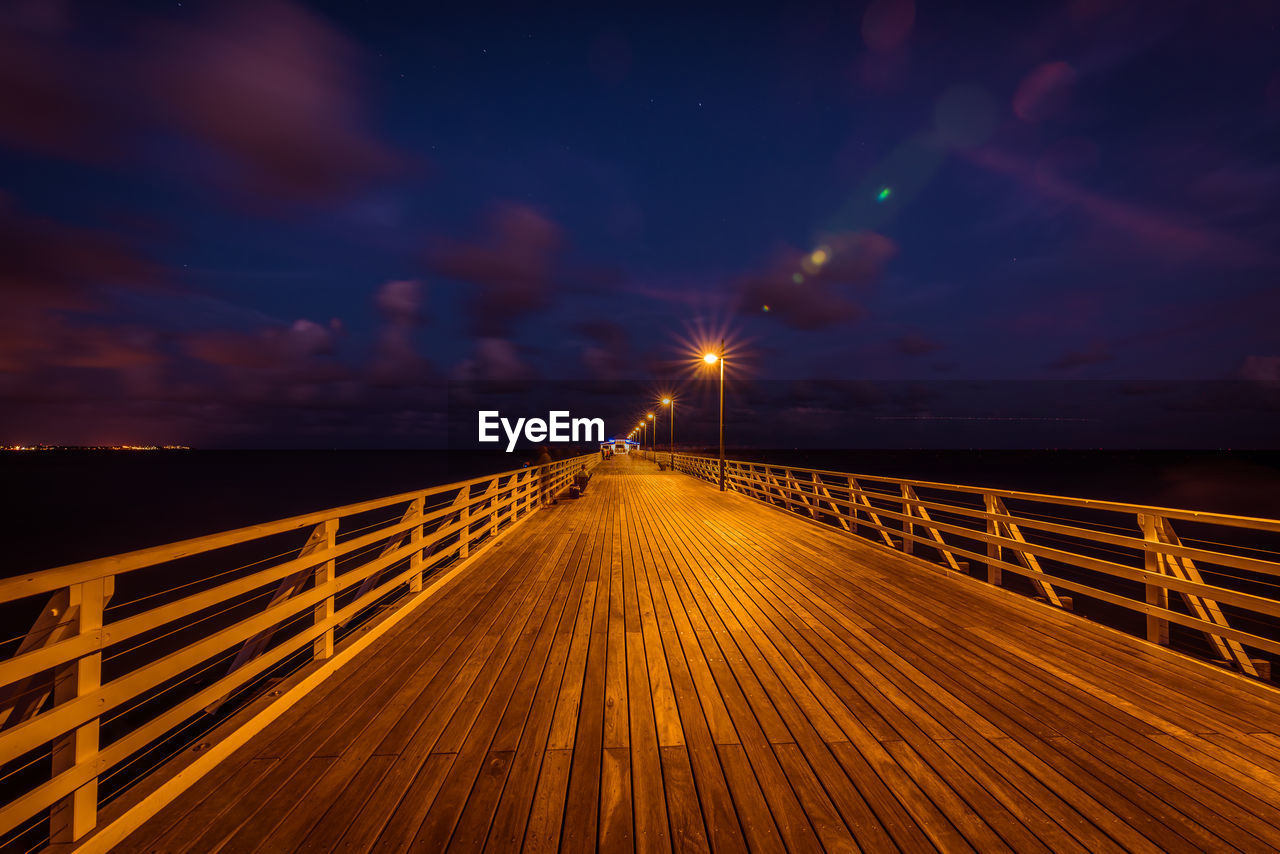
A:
[703,352,719,364]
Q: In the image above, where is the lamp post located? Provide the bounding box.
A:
[653,407,660,464]
[646,413,654,462]
[662,397,673,470]
[703,342,725,491]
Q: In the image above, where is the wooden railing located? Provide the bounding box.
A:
[673,453,1280,683]
[0,454,596,850]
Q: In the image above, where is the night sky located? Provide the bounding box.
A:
[1,0,1278,448]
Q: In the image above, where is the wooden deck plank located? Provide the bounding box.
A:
[642,499,823,852]
[214,754,331,852]
[559,488,616,854]
[125,539,538,853]
[333,531,575,853]
[657,745,711,854]
[295,754,396,852]
[621,503,672,854]
[519,748,572,854]
[481,542,593,850]
[627,498,745,854]
[121,756,279,854]
[743,492,1280,735]
[115,458,1280,853]
[598,746,633,853]
[111,753,260,852]
[412,527,593,850]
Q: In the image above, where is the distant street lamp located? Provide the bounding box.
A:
[646,413,654,461]
[703,342,725,491]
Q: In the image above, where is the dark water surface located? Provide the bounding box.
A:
[1,449,539,575]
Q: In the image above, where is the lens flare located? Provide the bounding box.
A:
[877,186,892,202]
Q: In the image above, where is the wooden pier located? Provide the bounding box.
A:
[4,453,1280,852]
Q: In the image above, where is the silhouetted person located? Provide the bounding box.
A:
[572,463,591,497]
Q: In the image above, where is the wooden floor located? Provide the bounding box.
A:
[118,456,1280,853]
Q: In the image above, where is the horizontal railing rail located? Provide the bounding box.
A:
[673,452,1280,684]
[0,453,597,850]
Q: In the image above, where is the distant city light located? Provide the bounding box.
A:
[2,444,190,451]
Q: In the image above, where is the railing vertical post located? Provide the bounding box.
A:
[776,469,794,512]
[50,576,107,843]
[985,494,1002,586]
[408,497,425,593]
[488,477,500,538]
[313,518,339,660]
[460,487,472,559]
[1140,513,1170,646]
[847,476,859,535]
[900,483,914,555]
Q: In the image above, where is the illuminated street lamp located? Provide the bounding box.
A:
[646,412,654,460]
[703,342,725,491]
[661,397,673,470]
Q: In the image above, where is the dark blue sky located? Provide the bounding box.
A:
[1,0,1277,447]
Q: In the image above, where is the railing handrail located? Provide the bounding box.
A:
[0,458,586,604]
[670,451,1280,684]
[0,453,598,848]
[671,453,1280,533]
[672,454,1280,577]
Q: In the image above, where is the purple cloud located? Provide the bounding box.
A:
[428,202,564,337]
[736,231,897,330]
[892,332,943,356]
[145,1,400,205]
[1046,342,1113,372]
[371,280,430,387]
